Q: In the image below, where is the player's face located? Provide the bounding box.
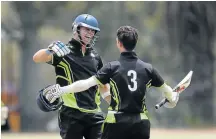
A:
[79,27,95,45]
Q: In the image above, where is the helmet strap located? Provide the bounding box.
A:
[77,27,92,49]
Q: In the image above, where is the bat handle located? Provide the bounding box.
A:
[155,98,169,109]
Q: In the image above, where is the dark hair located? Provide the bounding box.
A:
[116,26,138,51]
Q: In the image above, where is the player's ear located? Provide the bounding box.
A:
[116,38,122,48]
[119,41,123,48]
[116,38,119,47]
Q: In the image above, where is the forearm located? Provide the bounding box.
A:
[99,84,111,105]
[60,76,98,94]
[33,49,52,63]
[157,83,175,102]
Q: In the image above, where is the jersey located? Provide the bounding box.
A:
[95,51,164,114]
[47,39,103,113]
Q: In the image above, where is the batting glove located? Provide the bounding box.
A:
[42,84,63,103]
[164,91,179,108]
[48,41,70,57]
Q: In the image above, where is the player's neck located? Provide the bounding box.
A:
[120,47,127,53]
[81,45,86,54]
[73,37,87,54]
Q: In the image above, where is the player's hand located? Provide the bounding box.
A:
[1,105,8,126]
[48,41,70,57]
[164,91,179,108]
[42,84,63,103]
[99,84,111,104]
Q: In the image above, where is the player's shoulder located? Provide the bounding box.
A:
[89,48,101,58]
[109,60,120,66]
[137,59,153,71]
[106,60,120,70]
[66,41,76,54]
[89,47,98,54]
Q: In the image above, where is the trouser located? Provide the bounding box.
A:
[58,105,105,139]
[101,111,150,139]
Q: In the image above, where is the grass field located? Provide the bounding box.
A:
[1,128,216,139]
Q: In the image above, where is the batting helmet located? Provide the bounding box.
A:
[72,14,100,48]
[72,14,100,32]
[36,86,63,112]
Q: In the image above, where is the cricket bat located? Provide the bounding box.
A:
[155,70,193,109]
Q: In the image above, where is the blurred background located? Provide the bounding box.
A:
[1,1,216,139]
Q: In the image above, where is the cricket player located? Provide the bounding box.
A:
[33,14,110,139]
[1,101,9,126]
[41,26,179,139]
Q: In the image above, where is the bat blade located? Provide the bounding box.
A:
[173,70,193,94]
[155,70,193,109]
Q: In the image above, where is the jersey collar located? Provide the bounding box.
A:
[120,51,138,60]
[68,38,91,56]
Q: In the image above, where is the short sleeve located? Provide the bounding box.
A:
[94,63,112,85]
[151,68,164,87]
[97,56,104,71]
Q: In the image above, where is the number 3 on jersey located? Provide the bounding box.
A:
[127,70,137,91]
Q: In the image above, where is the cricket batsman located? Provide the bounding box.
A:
[33,14,110,139]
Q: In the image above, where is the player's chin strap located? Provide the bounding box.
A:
[77,26,86,47]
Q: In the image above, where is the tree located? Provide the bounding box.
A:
[166,1,216,125]
[12,1,67,131]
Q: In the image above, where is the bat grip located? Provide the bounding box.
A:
[155,98,169,109]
